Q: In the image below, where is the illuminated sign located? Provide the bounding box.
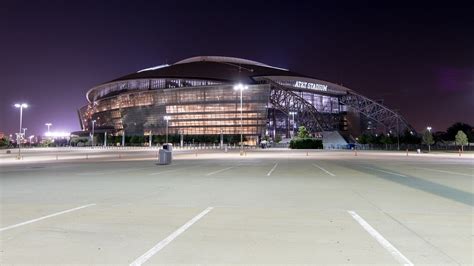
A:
[294,81,328,92]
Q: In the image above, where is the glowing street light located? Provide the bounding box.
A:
[426,126,432,152]
[45,123,52,134]
[14,103,28,159]
[164,116,171,143]
[234,83,248,155]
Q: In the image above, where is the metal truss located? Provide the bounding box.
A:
[339,90,415,134]
[264,79,339,132]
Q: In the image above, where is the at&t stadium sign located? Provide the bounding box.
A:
[294,81,328,92]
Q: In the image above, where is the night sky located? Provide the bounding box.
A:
[1,1,473,136]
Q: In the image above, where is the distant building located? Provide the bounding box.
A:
[78,56,413,144]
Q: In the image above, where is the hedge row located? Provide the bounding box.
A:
[289,138,323,149]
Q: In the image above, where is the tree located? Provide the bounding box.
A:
[446,122,473,142]
[130,135,142,145]
[422,130,434,152]
[274,134,282,143]
[380,134,393,150]
[455,130,468,152]
[400,130,420,144]
[297,126,310,139]
[0,137,10,148]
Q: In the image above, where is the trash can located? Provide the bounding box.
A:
[163,143,173,152]
[158,143,173,165]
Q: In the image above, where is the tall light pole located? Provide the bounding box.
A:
[164,116,171,144]
[234,83,248,155]
[14,103,28,159]
[427,126,432,152]
[45,123,52,134]
[91,119,96,147]
[396,117,400,151]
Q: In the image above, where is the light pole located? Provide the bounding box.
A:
[289,111,297,138]
[427,126,432,152]
[396,117,400,151]
[234,83,248,155]
[14,103,28,159]
[91,119,96,147]
[164,116,171,144]
[45,123,52,134]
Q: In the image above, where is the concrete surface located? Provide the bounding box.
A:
[0,148,472,265]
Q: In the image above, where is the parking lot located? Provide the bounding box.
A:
[1,148,473,265]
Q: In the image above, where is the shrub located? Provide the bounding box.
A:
[289,138,323,149]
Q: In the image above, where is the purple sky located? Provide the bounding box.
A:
[1,2,473,136]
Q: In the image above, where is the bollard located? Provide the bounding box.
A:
[86,153,88,159]
[306,152,308,156]
[459,149,461,157]
[354,149,358,156]
[119,153,121,159]
[406,149,408,156]
[56,154,58,160]
[195,152,198,157]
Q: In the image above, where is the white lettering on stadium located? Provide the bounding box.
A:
[294,81,328,92]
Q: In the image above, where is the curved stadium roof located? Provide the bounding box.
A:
[110,56,308,84]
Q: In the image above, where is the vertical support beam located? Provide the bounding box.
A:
[220,129,223,148]
[149,130,152,147]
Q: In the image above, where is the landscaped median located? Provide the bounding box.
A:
[289,126,323,149]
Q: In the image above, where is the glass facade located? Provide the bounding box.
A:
[79,75,357,140]
[80,83,271,137]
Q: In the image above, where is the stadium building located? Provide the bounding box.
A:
[78,56,413,145]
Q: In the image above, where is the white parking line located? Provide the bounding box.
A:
[348,210,413,266]
[130,207,213,266]
[206,166,234,176]
[0,204,96,232]
[416,167,473,177]
[364,167,407,177]
[312,163,335,176]
[148,167,190,176]
[267,163,278,176]
[78,167,152,176]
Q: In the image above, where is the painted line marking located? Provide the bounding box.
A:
[0,204,96,232]
[148,167,190,176]
[130,207,213,266]
[312,163,335,176]
[78,167,152,176]
[206,166,234,176]
[267,163,278,176]
[348,210,413,266]
[363,166,407,177]
[416,167,473,177]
